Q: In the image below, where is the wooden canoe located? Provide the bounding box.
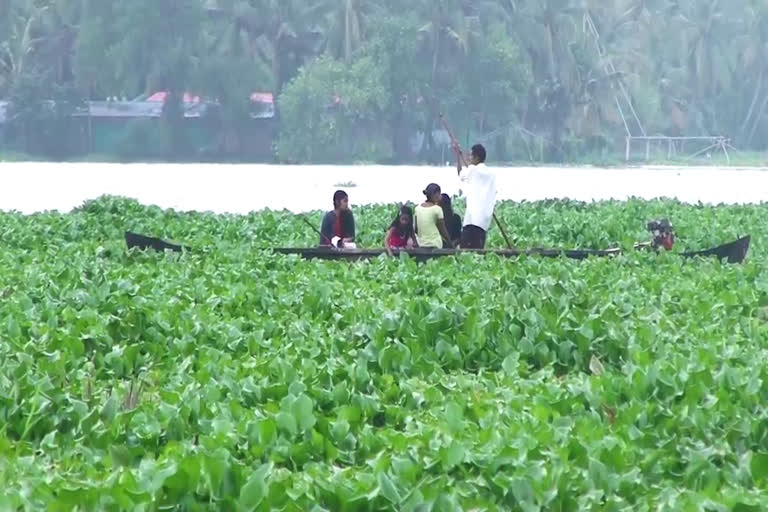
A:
[680,235,750,264]
[124,231,750,264]
[275,246,620,262]
[275,236,750,264]
[125,232,191,253]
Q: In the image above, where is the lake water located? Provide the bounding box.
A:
[2,162,767,215]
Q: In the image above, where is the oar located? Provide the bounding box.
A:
[439,113,514,250]
[299,214,337,247]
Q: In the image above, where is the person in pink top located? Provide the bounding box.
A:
[384,205,418,249]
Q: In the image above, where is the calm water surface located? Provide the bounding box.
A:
[2,162,767,214]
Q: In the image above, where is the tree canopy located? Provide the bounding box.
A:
[1,0,766,163]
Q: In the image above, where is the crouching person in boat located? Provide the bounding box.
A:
[455,143,496,249]
[635,219,675,251]
[320,190,356,248]
[440,193,462,248]
[415,184,454,249]
[384,205,418,253]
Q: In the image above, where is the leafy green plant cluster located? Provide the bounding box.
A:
[5,0,768,163]
[1,196,768,510]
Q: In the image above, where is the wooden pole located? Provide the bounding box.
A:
[439,114,513,250]
[300,214,335,247]
[625,136,631,162]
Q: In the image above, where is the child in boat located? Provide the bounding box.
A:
[384,205,418,249]
[414,184,453,249]
[440,193,462,248]
[320,190,356,248]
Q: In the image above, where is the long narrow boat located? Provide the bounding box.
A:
[124,231,750,264]
[274,235,750,264]
[680,235,750,264]
[125,232,191,253]
[273,246,621,262]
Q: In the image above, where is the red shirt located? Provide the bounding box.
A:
[387,229,412,248]
[334,214,343,239]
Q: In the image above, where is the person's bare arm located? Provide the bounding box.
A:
[437,219,454,248]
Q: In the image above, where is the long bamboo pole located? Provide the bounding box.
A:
[300,214,335,247]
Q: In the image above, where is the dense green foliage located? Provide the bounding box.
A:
[1,196,768,510]
[1,0,767,162]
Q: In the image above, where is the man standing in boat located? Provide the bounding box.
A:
[454,143,497,249]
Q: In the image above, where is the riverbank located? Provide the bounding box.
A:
[3,150,767,168]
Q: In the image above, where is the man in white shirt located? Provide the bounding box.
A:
[456,144,496,249]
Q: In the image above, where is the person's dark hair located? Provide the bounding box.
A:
[440,194,453,217]
[390,205,414,237]
[423,183,441,200]
[471,144,486,163]
[333,190,348,209]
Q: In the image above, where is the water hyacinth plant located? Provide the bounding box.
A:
[1,196,767,510]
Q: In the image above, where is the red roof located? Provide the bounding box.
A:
[146,92,202,104]
[250,92,274,104]
[147,91,274,104]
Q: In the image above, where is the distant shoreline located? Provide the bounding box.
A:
[2,150,766,169]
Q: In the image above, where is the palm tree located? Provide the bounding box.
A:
[407,0,473,159]
[0,2,47,94]
[197,0,272,155]
[235,0,329,96]
[507,0,587,158]
[734,0,768,145]
[322,0,384,63]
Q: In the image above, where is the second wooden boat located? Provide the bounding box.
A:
[274,236,750,264]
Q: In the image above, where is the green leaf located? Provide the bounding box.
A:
[733,503,761,512]
[40,430,57,450]
[110,445,134,467]
[444,401,464,433]
[519,337,534,355]
[502,353,519,375]
[100,394,118,423]
[240,464,271,511]
[332,382,350,404]
[589,355,604,376]
[291,394,316,432]
[440,441,465,470]
[6,317,21,339]
[258,418,277,446]
[288,381,307,396]
[750,452,768,482]
[510,478,535,509]
[331,419,350,442]
[377,472,401,504]
[276,412,297,438]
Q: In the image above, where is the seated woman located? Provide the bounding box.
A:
[440,193,462,249]
[320,190,356,248]
[384,205,418,249]
[414,184,453,249]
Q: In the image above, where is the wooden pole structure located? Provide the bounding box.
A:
[625,136,631,162]
[439,113,513,250]
[300,214,335,247]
